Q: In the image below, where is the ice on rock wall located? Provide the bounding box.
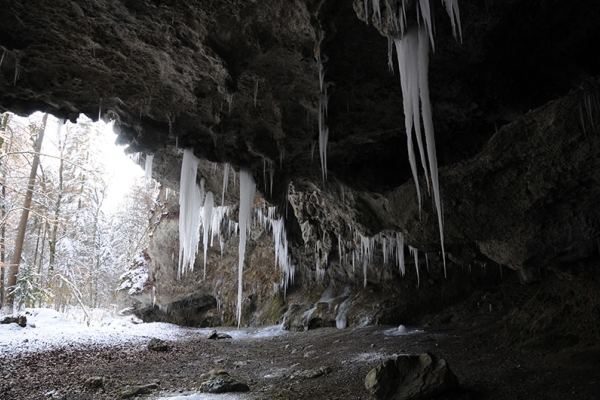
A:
[178,149,202,278]
[237,169,256,327]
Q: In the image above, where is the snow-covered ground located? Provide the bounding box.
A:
[0,308,287,355]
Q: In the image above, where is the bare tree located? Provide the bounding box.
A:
[6,113,47,309]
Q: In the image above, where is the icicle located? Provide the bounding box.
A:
[317,57,325,93]
[98,99,102,120]
[409,245,420,287]
[279,147,285,168]
[200,176,206,205]
[364,0,369,24]
[418,0,435,51]
[417,26,446,274]
[145,154,154,179]
[396,232,405,276]
[318,94,329,182]
[0,49,5,69]
[237,169,256,327]
[372,0,381,23]
[387,36,395,74]
[442,0,463,42]
[178,149,201,277]
[395,31,422,213]
[13,61,19,86]
[222,163,230,206]
[225,93,234,115]
[383,237,388,265]
[202,191,214,280]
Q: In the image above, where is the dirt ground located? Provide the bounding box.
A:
[1,309,599,400]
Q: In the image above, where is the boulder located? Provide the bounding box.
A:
[365,353,458,400]
[198,369,249,394]
[147,338,169,352]
[0,315,27,327]
[83,376,104,391]
[207,330,232,340]
[116,383,158,399]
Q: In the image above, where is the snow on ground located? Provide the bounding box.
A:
[0,308,287,355]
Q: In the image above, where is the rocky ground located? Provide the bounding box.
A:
[1,279,599,400]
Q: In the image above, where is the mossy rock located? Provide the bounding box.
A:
[83,376,104,390]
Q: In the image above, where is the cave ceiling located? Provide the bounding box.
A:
[1,0,600,269]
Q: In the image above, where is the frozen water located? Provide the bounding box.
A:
[178,149,201,277]
[202,191,214,280]
[237,169,256,327]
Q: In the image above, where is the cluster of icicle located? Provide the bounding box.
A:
[255,207,296,296]
[338,228,432,288]
[363,0,462,276]
[177,150,295,327]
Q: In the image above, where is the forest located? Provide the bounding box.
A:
[0,112,156,315]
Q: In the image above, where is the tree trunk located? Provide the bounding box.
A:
[6,113,48,309]
[0,113,9,308]
[48,134,65,272]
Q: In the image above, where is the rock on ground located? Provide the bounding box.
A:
[365,353,458,400]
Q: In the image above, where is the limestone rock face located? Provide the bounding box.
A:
[365,353,458,400]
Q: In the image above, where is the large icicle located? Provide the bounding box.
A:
[395,31,422,213]
[394,25,446,271]
[202,191,214,280]
[417,26,447,274]
[178,149,201,277]
[237,169,256,327]
[318,93,329,182]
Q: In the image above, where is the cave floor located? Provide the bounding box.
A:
[1,312,598,400]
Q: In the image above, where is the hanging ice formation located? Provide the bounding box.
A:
[337,230,408,286]
[222,163,230,206]
[262,158,275,197]
[145,154,154,179]
[237,169,256,327]
[379,0,462,275]
[225,93,234,115]
[317,55,329,181]
[202,191,214,280]
[178,148,202,278]
[409,245,420,287]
